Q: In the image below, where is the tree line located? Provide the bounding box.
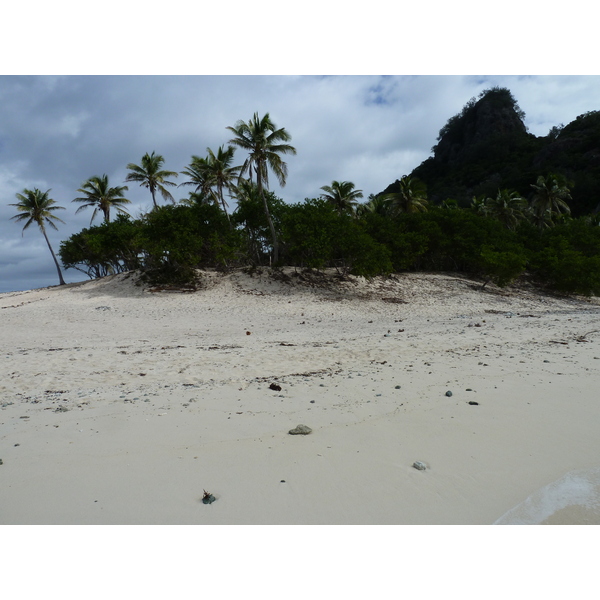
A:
[9,111,600,296]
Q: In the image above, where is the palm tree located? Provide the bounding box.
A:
[470,195,488,216]
[525,207,553,230]
[356,194,393,218]
[125,151,178,209]
[383,175,428,214]
[232,179,270,264]
[484,189,528,230]
[320,180,363,215]
[530,174,572,227]
[10,188,66,286]
[179,155,213,199]
[227,112,296,263]
[73,174,130,224]
[180,146,241,224]
[179,190,214,207]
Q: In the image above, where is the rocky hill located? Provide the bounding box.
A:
[379,87,600,216]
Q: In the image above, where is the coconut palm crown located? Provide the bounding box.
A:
[530,174,572,227]
[73,174,130,224]
[179,156,212,197]
[356,194,393,218]
[383,175,429,214]
[227,112,296,263]
[320,180,363,215]
[10,188,66,285]
[484,189,528,230]
[125,151,178,209]
[180,146,241,223]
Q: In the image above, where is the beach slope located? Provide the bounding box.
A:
[1,269,599,524]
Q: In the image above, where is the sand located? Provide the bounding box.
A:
[1,267,599,525]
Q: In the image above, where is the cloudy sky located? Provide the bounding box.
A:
[2,74,600,293]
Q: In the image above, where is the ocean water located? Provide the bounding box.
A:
[494,467,600,525]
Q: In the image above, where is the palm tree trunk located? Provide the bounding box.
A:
[218,183,232,228]
[257,169,279,264]
[151,186,158,210]
[41,226,66,286]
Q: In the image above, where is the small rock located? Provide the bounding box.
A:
[445,390,453,397]
[468,401,479,405]
[269,383,282,391]
[413,461,427,471]
[289,424,312,435]
[280,480,286,483]
[54,406,70,413]
[246,331,251,335]
[202,490,216,504]
[395,385,401,389]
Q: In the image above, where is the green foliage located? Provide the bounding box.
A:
[381,175,428,214]
[59,190,600,296]
[59,214,142,279]
[280,198,392,277]
[10,188,66,234]
[531,244,600,295]
[179,147,241,222]
[139,203,241,284]
[484,189,528,230]
[320,180,363,215]
[60,204,242,286]
[526,218,600,295]
[529,174,572,226]
[125,151,178,209]
[356,194,393,218]
[73,174,131,224]
[360,208,527,284]
[479,246,526,288]
[231,183,289,265]
[361,212,430,271]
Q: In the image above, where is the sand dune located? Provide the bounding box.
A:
[1,268,599,524]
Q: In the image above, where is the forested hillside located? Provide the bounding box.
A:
[379,87,600,217]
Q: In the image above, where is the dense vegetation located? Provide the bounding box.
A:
[402,87,600,217]
[58,187,600,295]
[9,97,600,296]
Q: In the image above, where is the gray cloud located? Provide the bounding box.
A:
[2,75,600,293]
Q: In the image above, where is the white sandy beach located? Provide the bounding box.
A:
[1,268,599,525]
